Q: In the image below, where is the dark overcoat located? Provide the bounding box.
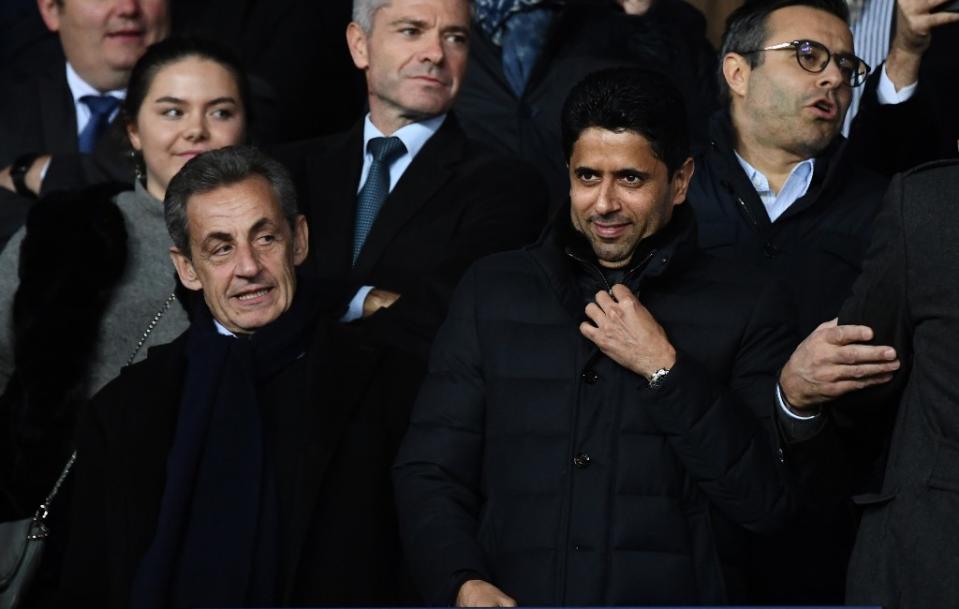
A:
[838,160,959,609]
[54,306,412,607]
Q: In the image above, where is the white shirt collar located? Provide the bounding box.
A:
[734,151,816,223]
[362,113,446,161]
[213,319,237,337]
[65,62,126,136]
[65,61,126,106]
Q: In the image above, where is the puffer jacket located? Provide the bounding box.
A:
[394,204,796,605]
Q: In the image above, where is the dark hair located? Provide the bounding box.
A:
[718,0,850,103]
[164,146,298,257]
[122,36,252,130]
[561,68,689,176]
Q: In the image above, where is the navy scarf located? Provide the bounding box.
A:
[130,281,321,609]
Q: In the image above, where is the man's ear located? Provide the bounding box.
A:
[722,52,751,100]
[170,247,202,291]
[346,22,370,70]
[670,157,695,206]
[37,0,61,33]
[292,214,309,266]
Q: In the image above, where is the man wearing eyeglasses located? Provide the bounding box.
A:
[686,0,901,604]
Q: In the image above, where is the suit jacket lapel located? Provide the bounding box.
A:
[350,115,464,280]
[276,324,380,598]
[40,68,78,152]
[305,124,364,283]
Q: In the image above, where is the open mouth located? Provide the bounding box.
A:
[809,98,837,118]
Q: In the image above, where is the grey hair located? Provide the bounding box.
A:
[352,0,473,32]
[164,145,299,257]
[352,0,392,32]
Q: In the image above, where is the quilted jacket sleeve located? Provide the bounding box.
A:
[392,265,492,606]
[641,282,797,533]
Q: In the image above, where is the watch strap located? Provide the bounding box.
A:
[10,153,39,198]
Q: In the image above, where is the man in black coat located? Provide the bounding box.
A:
[693,0,902,601]
[55,147,409,607]
[394,68,796,607]
[274,0,548,361]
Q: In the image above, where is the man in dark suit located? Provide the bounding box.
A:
[57,146,408,607]
[0,0,169,245]
[275,0,548,359]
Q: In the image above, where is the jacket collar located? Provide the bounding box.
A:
[530,201,699,321]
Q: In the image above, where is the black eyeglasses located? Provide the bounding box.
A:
[738,39,871,87]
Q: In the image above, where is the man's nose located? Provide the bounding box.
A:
[114,0,142,16]
[818,56,846,89]
[594,180,621,216]
[419,33,445,65]
[234,244,262,277]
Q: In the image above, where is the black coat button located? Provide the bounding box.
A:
[763,243,780,258]
[581,370,599,384]
[573,453,591,468]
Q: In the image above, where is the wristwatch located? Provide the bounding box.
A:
[648,367,671,389]
[10,153,39,198]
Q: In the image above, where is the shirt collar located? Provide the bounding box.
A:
[214,319,237,337]
[65,62,126,106]
[362,113,446,161]
[733,151,815,196]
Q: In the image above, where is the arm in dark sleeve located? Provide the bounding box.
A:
[52,398,113,605]
[847,64,955,176]
[392,265,493,606]
[830,171,912,489]
[642,284,797,533]
[361,160,548,358]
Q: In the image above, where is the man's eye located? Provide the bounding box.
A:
[212,244,233,256]
[445,33,468,45]
[577,171,599,183]
[621,174,643,185]
[399,27,420,36]
[256,234,276,246]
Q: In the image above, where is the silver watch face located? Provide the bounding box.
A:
[649,367,670,388]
